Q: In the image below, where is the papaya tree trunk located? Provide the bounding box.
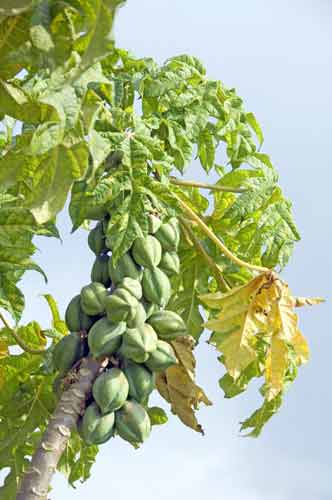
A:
[17,357,105,500]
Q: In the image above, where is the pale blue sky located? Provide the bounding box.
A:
[16,1,332,499]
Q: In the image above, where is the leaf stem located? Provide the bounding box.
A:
[170,177,247,193]
[0,312,46,355]
[175,195,270,273]
[180,218,230,291]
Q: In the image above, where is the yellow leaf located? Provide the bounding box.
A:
[200,273,269,310]
[265,334,289,401]
[156,337,212,434]
[293,297,325,307]
[292,329,310,365]
[202,273,272,378]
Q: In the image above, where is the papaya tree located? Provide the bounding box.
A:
[0,1,323,499]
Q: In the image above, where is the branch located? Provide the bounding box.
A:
[180,218,230,292]
[17,357,106,500]
[0,312,46,355]
[170,177,247,193]
[175,195,270,273]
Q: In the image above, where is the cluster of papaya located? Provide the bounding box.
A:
[52,214,187,448]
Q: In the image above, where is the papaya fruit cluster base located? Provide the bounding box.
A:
[53,214,187,448]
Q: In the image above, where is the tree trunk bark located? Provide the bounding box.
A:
[17,357,104,500]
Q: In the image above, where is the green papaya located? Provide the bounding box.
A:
[147,310,187,340]
[108,253,142,285]
[80,282,108,316]
[88,222,107,255]
[123,361,155,403]
[65,295,94,332]
[115,400,151,448]
[92,368,129,414]
[79,402,115,445]
[154,217,180,251]
[145,340,177,371]
[142,301,159,319]
[53,332,86,375]
[142,267,171,307]
[91,255,111,287]
[117,277,142,300]
[126,302,147,328]
[159,251,180,276]
[88,317,126,358]
[104,288,138,323]
[147,214,162,234]
[132,235,162,268]
[120,324,158,363]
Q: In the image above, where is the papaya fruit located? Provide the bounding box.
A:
[65,295,94,332]
[115,400,151,448]
[145,340,177,371]
[92,368,129,414]
[154,217,180,251]
[147,214,162,234]
[118,277,142,300]
[120,324,158,363]
[80,282,108,316]
[142,300,159,319]
[147,310,187,340]
[88,317,126,358]
[53,332,86,375]
[126,302,147,328]
[159,251,180,276]
[104,288,138,323]
[123,361,155,404]
[88,222,107,255]
[108,253,142,285]
[142,267,171,307]
[91,255,111,287]
[132,235,162,269]
[79,402,115,445]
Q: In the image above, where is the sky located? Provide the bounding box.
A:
[11,1,332,499]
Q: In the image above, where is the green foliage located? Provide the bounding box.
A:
[0,0,310,496]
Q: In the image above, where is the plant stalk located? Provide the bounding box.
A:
[170,177,247,193]
[175,195,270,273]
[180,218,230,291]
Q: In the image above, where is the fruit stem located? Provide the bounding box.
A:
[175,195,270,273]
[170,177,247,193]
[0,312,46,355]
[180,218,230,291]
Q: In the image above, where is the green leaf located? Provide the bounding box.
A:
[240,393,283,437]
[219,361,262,398]
[23,142,89,224]
[147,406,168,426]
[0,276,25,323]
[106,190,149,264]
[246,112,264,147]
[58,431,99,487]
[0,80,57,123]
[75,0,124,71]
[198,128,215,172]
[0,359,57,499]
